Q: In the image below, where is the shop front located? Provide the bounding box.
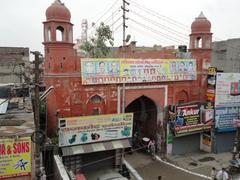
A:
[58,113,133,175]
[167,103,213,155]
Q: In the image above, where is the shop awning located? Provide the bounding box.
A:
[61,139,131,157]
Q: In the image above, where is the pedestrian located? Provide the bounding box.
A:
[148,138,156,160]
[158,175,162,180]
[210,167,217,180]
[216,168,229,180]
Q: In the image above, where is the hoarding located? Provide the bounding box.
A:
[81,59,197,85]
[173,104,212,136]
[59,113,133,147]
[0,137,31,179]
[215,106,238,132]
[215,73,240,106]
[215,73,240,131]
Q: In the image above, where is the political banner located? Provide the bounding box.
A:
[81,58,197,85]
[58,113,133,147]
[0,137,31,179]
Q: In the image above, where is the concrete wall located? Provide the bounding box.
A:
[172,134,200,155]
[211,38,240,72]
[0,47,29,84]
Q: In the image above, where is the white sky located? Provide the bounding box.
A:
[0,0,239,56]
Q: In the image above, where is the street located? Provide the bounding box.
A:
[125,152,208,180]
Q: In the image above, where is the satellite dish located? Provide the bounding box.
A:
[126,34,131,43]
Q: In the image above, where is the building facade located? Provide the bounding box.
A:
[211,38,240,73]
[43,0,213,174]
[0,47,29,84]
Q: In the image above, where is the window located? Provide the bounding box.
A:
[56,26,64,41]
[195,37,202,48]
[47,28,51,41]
[90,95,104,104]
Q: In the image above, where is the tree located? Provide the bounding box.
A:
[81,22,114,58]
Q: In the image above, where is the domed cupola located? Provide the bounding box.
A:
[191,12,211,33]
[46,0,71,22]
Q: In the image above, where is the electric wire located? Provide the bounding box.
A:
[129,18,188,44]
[102,8,122,25]
[91,0,120,29]
[130,25,173,45]
[130,10,189,41]
[128,0,190,31]
[114,22,123,32]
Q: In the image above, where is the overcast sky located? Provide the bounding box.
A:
[0,0,239,56]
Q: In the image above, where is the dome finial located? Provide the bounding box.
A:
[198,11,206,19]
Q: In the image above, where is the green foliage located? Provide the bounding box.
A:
[81,22,114,58]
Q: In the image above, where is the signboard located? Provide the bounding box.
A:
[215,73,240,132]
[215,73,240,106]
[81,59,197,85]
[59,113,133,147]
[173,104,212,136]
[215,106,238,132]
[207,67,217,102]
[0,137,31,179]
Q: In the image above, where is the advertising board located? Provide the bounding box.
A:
[81,59,197,85]
[0,137,31,179]
[215,73,240,131]
[173,104,212,136]
[59,113,133,147]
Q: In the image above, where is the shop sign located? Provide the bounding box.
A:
[173,104,212,136]
[0,137,31,179]
[58,113,133,147]
[215,106,239,132]
[81,58,197,85]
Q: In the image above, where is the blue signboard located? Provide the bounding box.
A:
[215,106,239,132]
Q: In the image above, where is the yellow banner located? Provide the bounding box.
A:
[0,137,31,179]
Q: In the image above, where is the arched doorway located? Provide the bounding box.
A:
[125,96,157,140]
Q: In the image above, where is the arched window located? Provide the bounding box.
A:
[177,90,189,104]
[56,26,64,41]
[47,27,51,41]
[69,29,73,43]
[90,95,104,104]
[195,37,202,48]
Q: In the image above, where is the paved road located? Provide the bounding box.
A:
[125,152,208,180]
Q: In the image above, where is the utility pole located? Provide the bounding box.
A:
[121,0,129,113]
[31,51,42,179]
[122,0,129,47]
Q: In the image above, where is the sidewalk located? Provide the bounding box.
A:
[164,151,240,179]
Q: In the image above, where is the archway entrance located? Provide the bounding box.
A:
[125,96,157,141]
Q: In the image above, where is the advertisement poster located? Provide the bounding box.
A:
[173,104,212,136]
[200,133,212,152]
[81,58,197,85]
[59,113,133,147]
[215,73,240,106]
[215,106,239,132]
[215,73,240,132]
[207,67,217,102]
[0,137,31,179]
